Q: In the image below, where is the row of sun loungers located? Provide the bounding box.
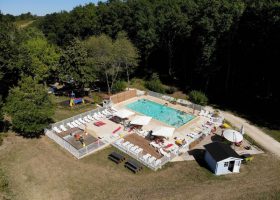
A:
[52,106,118,134]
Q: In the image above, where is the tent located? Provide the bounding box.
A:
[152,127,175,138]
[114,109,135,119]
[223,129,243,143]
[130,115,152,126]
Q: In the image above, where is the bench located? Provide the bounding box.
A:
[124,159,143,173]
[108,152,125,164]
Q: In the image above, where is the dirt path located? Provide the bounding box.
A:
[206,106,280,157]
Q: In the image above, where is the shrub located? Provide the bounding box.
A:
[145,73,165,93]
[188,90,208,106]
[165,86,177,94]
[112,80,127,93]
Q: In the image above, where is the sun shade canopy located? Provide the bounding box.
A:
[152,127,175,138]
[130,115,152,126]
[114,109,135,119]
[223,129,243,143]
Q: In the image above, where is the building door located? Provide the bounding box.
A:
[228,161,235,172]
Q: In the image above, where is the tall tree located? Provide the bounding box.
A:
[84,34,116,94]
[59,38,95,87]
[18,33,60,84]
[114,32,139,88]
[5,77,54,137]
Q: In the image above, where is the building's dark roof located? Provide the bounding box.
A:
[204,142,241,162]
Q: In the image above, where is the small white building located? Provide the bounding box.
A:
[204,142,243,175]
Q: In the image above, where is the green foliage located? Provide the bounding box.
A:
[60,38,95,87]
[5,77,54,137]
[188,90,208,106]
[165,86,178,94]
[112,80,127,93]
[145,73,165,93]
[18,35,60,82]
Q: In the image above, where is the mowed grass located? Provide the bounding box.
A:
[262,128,280,143]
[0,134,280,200]
[52,96,97,122]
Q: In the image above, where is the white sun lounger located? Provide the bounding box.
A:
[159,148,170,158]
[135,148,143,154]
[109,106,118,112]
[78,118,86,124]
[148,156,157,164]
[53,127,62,133]
[126,143,134,150]
[74,120,82,125]
[154,159,161,166]
[93,113,100,120]
[87,115,95,121]
[199,110,205,116]
[142,154,151,161]
[96,112,104,118]
[59,125,67,132]
[71,121,78,127]
[122,141,130,147]
[150,141,161,149]
[67,122,74,129]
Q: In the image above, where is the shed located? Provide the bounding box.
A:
[204,142,243,175]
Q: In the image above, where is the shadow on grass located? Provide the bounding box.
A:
[188,149,212,173]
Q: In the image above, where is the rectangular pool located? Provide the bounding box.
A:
[126,99,195,128]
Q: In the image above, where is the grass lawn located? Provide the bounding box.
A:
[0,134,280,200]
[262,128,280,143]
[52,95,97,122]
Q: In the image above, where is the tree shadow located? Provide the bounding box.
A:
[211,134,225,142]
[188,149,211,172]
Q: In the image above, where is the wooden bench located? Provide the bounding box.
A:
[108,152,125,164]
[124,159,143,173]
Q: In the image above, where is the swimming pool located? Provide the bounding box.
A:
[126,99,195,128]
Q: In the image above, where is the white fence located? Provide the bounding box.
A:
[45,106,108,159]
[112,141,177,171]
[147,91,204,111]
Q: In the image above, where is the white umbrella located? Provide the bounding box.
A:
[223,129,243,143]
[114,109,135,119]
[152,127,175,138]
[240,125,245,135]
[130,115,152,126]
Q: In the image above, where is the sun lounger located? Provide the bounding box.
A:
[59,125,67,132]
[122,141,130,147]
[74,120,82,125]
[199,110,205,116]
[70,121,78,127]
[93,113,100,120]
[97,112,105,118]
[135,148,143,154]
[53,127,62,133]
[109,106,118,112]
[154,159,161,166]
[126,143,134,150]
[142,153,151,161]
[159,148,170,158]
[150,141,161,149]
[78,118,86,124]
[148,156,156,164]
[87,115,95,121]
[67,122,74,129]
[83,116,91,123]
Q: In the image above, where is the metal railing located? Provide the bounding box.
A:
[112,141,177,171]
[147,91,204,111]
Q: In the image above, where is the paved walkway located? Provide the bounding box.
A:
[205,106,280,158]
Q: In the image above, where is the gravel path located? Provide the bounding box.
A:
[205,106,280,157]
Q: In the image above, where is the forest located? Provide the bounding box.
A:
[0,0,279,136]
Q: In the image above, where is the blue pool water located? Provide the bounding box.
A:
[126,99,195,128]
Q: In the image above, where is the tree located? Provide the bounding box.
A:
[59,38,95,87]
[18,35,60,84]
[84,34,116,94]
[189,90,208,106]
[5,77,54,137]
[114,32,139,88]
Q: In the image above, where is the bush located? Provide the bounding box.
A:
[145,73,165,93]
[112,80,127,93]
[188,90,208,106]
[165,86,177,94]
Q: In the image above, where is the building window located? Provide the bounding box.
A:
[224,162,229,167]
